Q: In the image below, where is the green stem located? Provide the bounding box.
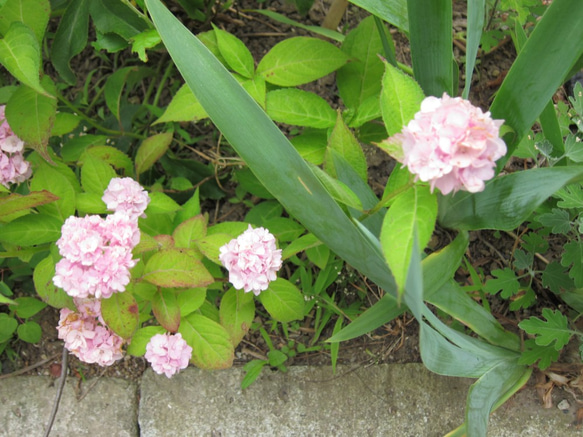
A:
[359,181,415,220]
[56,92,146,140]
[152,57,174,109]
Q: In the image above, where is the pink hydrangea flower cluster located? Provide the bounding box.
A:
[391,93,507,195]
[144,333,192,378]
[0,105,31,187]
[53,213,140,299]
[219,225,282,295]
[57,298,124,367]
[102,177,150,219]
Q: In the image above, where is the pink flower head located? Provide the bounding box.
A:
[218,225,282,295]
[57,307,124,367]
[53,214,139,299]
[144,333,192,378]
[390,93,506,195]
[102,177,150,219]
[0,105,31,187]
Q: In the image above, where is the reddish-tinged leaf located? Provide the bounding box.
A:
[101,292,139,339]
[0,191,59,218]
[142,248,213,288]
[152,289,181,332]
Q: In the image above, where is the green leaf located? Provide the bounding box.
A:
[51,112,81,137]
[555,183,583,209]
[0,313,17,343]
[438,166,583,231]
[256,37,349,86]
[176,287,206,317]
[17,320,42,343]
[104,66,137,122]
[281,233,322,260]
[89,0,149,41]
[541,261,573,294]
[179,313,234,369]
[337,16,385,112]
[290,129,327,165]
[518,338,560,370]
[260,278,304,323]
[195,233,232,265]
[5,77,57,160]
[33,255,73,309]
[213,25,254,78]
[100,291,139,339]
[347,0,408,33]
[265,88,336,129]
[237,74,266,108]
[50,0,89,85]
[127,325,165,357]
[0,21,46,95]
[173,215,206,249]
[130,28,160,62]
[30,164,76,221]
[152,289,181,332]
[519,308,571,350]
[174,188,201,224]
[380,185,437,292]
[564,135,583,163]
[537,208,572,234]
[219,287,255,346]
[155,83,208,124]
[135,132,173,174]
[143,248,214,288]
[380,61,425,136]
[561,241,583,288]
[484,268,521,299]
[11,296,46,318]
[241,359,267,389]
[146,191,181,215]
[0,190,58,220]
[462,0,485,99]
[308,163,363,210]
[491,0,583,165]
[262,217,305,243]
[325,113,368,182]
[80,153,116,196]
[86,145,134,176]
[407,0,453,96]
[0,213,62,245]
[0,0,50,44]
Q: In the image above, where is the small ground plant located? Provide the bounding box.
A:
[0,0,582,436]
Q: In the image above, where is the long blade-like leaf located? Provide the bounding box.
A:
[407,0,453,96]
[491,0,583,166]
[462,0,485,99]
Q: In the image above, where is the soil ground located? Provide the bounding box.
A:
[2,0,582,418]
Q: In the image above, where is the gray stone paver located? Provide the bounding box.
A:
[0,376,138,437]
[0,364,579,436]
[139,364,579,437]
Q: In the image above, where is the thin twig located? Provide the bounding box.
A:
[43,347,68,437]
[0,352,60,380]
[76,367,108,402]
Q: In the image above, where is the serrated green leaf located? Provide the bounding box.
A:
[260,278,304,323]
[337,16,385,112]
[178,313,234,369]
[86,145,134,176]
[135,131,173,174]
[100,291,139,339]
[11,296,46,318]
[561,240,583,287]
[155,83,208,124]
[173,215,206,249]
[0,213,63,245]
[30,164,76,220]
[195,233,232,265]
[380,61,425,136]
[266,88,336,129]
[0,0,50,43]
[5,77,56,160]
[213,25,254,78]
[564,135,583,162]
[484,268,520,298]
[0,21,46,95]
[176,287,206,317]
[50,0,89,84]
[80,153,116,196]
[33,255,73,309]
[518,338,560,370]
[380,185,437,292]
[519,308,571,350]
[219,287,255,346]
[0,191,58,220]
[326,113,368,182]
[537,208,572,234]
[143,248,213,288]
[127,325,166,356]
[513,249,533,271]
[145,191,181,214]
[555,183,583,209]
[256,37,349,87]
[89,0,149,41]
[17,320,41,343]
[152,289,180,332]
[541,261,574,294]
[130,28,160,62]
